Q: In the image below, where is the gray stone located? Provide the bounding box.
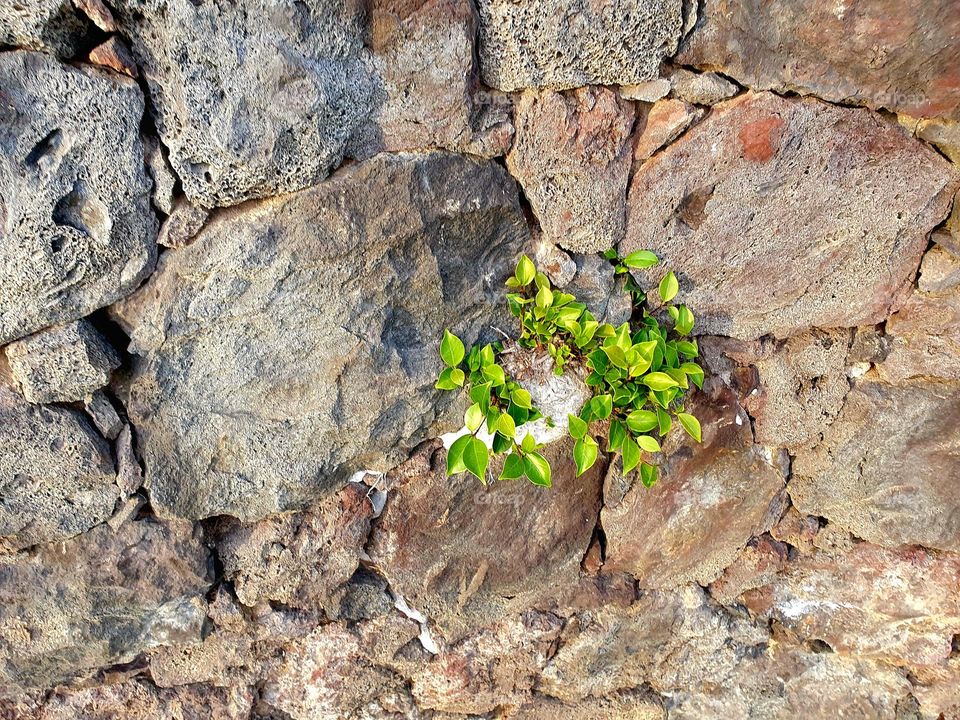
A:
[83,390,123,440]
[0,0,91,56]
[0,51,157,344]
[668,67,740,105]
[0,386,117,552]
[564,253,632,325]
[507,87,635,253]
[0,518,210,693]
[157,197,208,249]
[144,136,176,216]
[116,424,142,495]
[121,152,530,521]
[476,0,685,91]
[4,320,119,404]
[622,92,959,339]
[791,379,960,552]
[679,0,960,120]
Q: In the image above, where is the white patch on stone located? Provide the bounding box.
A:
[349,470,387,518]
[393,593,440,655]
[848,362,871,379]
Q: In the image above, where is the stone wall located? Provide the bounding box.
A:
[1,1,959,718]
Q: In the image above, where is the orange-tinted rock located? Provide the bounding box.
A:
[602,379,786,589]
[622,92,959,339]
[632,98,700,164]
[880,285,960,382]
[679,0,960,120]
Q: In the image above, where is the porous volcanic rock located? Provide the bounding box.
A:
[679,0,960,120]
[476,0,685,91]
[0,51,157,344]
[368,438,604,641]
[507,87,635,253]
[0,0,92,56]
[791,379,960,552]
[122,152,530,521]
[0,386,117,551]
[602,379,786,589]
[40,681,253,720]
[622,92,959,339]
[880,285,960,382]
[0,518,210,694]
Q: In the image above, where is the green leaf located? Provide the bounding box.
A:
[536,284,554,309]
[603,345,629,369]
[435,367,463,390]
[465,403,484,432]
[574,436,599,477]
[567,413,588,439]
[523,452,552,487]
[516,255,536,286]
[512,388,533,409]
[463,437,489,483]
[675,305,695,335]
[492,431,512,454]
[521,432,537,453]
[636,435,661,453]
[470,382,492,413]
[608,419,626,452]
[497,412,517,438]
[590,394,613,420]
[440,329,465,367]
[482,363,506,386]
[642,372,679,391]
[479,344,495,366]
[500,452,525,480]
[656,407,672,436]
[622,250,659,269]
[622,437,641,475]
[446,434,472,476]
[626,409,658,434]
[659,271,679,303]
[677,412,702,443]
[681,362,705,389]
[676,340,699,358]
[640,462,658,488]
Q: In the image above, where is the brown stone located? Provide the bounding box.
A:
[632,98,701,164]
[507,87,635,253]
[602,379,786,589]
[40,680,252,720]
[919,246,960,293]
[679,0,960,120]
[879,284,960,384]
[708,535,789,605]
[791,379,960,551]
[742,542,960,666]
[88,37,138,78]
[157,196,209,248]
[368,438,603,641]
[622,92,959,339]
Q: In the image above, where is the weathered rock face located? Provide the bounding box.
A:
[742,542,960,666]
[123,152,530,521]
[508,87,635,253]
[0,0,92,56]
[791,379,960,552]
[476,0,685,91]
[41,681,253,720]
[679,0,960,120]
[880,285,960,383]
[602,380,786,589]
[632,98,701,164]
[0,387,117,551]
[368,439,604,641]
[4,320,120,404]
[622,92,959,339]
[0,51,157,344]
[0,518,210,694]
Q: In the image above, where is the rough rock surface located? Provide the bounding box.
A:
[369,439,604,641]
[507,87,635,253]
[668,67,740,105]
[742,541,960,666]
[792,379,960,552]
[880,285,960,382]
[122,152,530,521]
[476,0,685,91]
[918,245,960,293]
[679,0,960,120]
[622,92,959,339]
[0,518,210,694]
[0,0,91,56]
[0,51,157,344]
[4,320,119,404]
[602,380,786,589]
[40,681,253,720]
[0,387,117,551]
[632,98,701,164]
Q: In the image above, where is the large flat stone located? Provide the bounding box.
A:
[679,0,960,120]
[621,92,959,339]
[880,285,960,383]
[791,379,960,552]
[0,51,157,344]
[0,387,117,551]
[122,152,530,521]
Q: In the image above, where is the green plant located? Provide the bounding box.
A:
[436,251,703,488]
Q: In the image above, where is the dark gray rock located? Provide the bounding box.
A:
[4,320,119,404]
[0,1,91,56]
[0,386,117,552]
[121,152,530,521]
[0,51,157,344]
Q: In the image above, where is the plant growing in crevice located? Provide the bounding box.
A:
[437,252,703,488]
